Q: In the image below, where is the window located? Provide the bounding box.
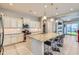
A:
[64,23,78,35]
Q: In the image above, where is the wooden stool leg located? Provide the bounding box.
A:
[23,34,26,42]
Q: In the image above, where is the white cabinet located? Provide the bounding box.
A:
[24,18,40,28]
[3,34,23,46]
[16,18,22,28]
[11,18,17,28]
[11,35,17,44]
[30,21,40,28]
[2,15,40,46]
[3,16,11,28]
[3,35,11,46]
[3,16,17,28]
[17,34,23,42]
[3,16,23,28]
[2,15,23,46]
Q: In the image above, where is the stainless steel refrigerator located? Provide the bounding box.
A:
[0,15,4,55]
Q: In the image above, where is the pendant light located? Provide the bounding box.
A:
[42,11,47,20]
[42,4,47,20]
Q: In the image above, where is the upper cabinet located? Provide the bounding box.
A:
[11,17,17,28]
[24,18,40,28]
[3,16,11,28]
[2,15,23,28]
[16,18,23,28]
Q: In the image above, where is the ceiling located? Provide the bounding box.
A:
[0,3,79,17]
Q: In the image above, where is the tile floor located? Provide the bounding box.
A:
[4,42,32,55]
[3,35,79,55]
[61,35,79,55]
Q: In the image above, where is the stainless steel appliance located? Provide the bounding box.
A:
[0,15,4,55]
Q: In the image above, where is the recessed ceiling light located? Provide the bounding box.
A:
[50,18,54,22]
[44,5,48,8]
[70,8,74,11]
[9,3,13,6]
[56,13,58,15]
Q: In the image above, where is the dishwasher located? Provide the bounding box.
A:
[0,15,4,55]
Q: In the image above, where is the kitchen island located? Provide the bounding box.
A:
[27,33,59,55]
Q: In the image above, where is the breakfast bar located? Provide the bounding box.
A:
[28,33,59,55]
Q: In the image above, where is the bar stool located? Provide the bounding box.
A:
[57,35,63,47]
[51,37,60,52]
[44,41,53,55]
[57,35,65,47]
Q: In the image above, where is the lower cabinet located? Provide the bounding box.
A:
[3,35,11,46]
[11,35,17,44]
[17,34,23,42]
[3,33,23,46]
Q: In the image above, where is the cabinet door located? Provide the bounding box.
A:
[11,18,17,28]
[3,35,11,46]
[3,16,11,28]
[17,34,23,42]
[16,18,22,28]
[11,35,17,44]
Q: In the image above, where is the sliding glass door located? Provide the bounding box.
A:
[64,23,79,35]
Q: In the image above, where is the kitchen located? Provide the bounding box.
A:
[0,3,79,55]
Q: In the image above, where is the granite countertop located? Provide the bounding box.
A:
[28,33,59,42]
